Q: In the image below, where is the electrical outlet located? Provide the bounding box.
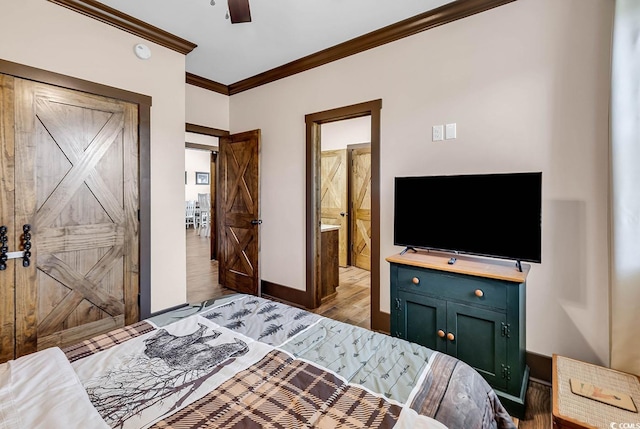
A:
[445,123,457,139]
[432,125,444,141]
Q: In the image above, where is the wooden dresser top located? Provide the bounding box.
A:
[386,250,530,283]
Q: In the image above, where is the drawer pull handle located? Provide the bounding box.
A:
[474,289,484,297]
[447,332,455,341]
[437,330,445,338]
[412,277,420,285]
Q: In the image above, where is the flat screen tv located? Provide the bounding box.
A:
[394,172,542,264]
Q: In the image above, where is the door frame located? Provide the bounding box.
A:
[305,99,388,333]
[0,59,153,319]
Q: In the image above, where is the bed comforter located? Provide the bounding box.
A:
[0,294,516,429]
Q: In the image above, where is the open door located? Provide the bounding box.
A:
[350,145,371,271]
[217,130,261,295]
[320,149,348,267]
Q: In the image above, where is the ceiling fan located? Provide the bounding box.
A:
[212,0,252,24]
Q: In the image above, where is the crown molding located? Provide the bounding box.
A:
[228,0,516,95]
[186,73,230,96]
[50,0,514,94]
[47,0,197,55]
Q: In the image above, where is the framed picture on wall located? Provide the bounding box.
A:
[195,171,210,185]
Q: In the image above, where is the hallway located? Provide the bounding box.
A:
[186,228,233,303]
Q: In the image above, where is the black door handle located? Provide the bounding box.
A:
[250,219,262,225]
[0,225,7,271]
[22,224,31,268]
[340,212,348,217]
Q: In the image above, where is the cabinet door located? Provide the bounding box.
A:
[397,291,447,352]
[446,302,507,389]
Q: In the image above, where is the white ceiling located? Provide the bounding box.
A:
[96,0,454,85]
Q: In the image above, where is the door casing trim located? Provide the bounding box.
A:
[305,99,388,332]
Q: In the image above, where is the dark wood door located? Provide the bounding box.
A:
[0,76,139,360]
[218,130,260,295]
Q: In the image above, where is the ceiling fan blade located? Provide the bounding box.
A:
[227,0,251,23]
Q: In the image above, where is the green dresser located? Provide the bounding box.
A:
[388,251,530,418]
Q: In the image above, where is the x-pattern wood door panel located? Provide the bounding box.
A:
[320,149,347,266]
[351,146,371,271]
[10,79,139,356]
[35,98,125,226]
[218,130,260,295]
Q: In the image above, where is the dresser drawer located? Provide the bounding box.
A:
[395,265,508,310]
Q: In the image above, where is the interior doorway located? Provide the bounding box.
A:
[319,118,372,328]
[305,99,387,333]
[185,145,218,302]
[184,124,230,303]
[320,119,371,271]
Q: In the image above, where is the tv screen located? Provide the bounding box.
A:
[394,172,542,263]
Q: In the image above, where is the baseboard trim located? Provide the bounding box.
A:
[261,280,312,309]
[526,351,552,383]
[148,303,189,318]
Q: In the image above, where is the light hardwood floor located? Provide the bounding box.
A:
[185,228,234,303]
[313,266,372,329]
[184,234,551,428]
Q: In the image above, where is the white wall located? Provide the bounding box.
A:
[186,84,229,129]
[321,117,371,151]
[610,0,640,375]
[0,0,187,312]
[230,0,613,365]
[185,149,211,201]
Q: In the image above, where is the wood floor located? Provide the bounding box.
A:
[185,228,234,303]
[314,265,372,329]
[184,233,551,428]
[518,381,552,429]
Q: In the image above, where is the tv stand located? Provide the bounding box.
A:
[387,250,530,418]
[399,246,418,255]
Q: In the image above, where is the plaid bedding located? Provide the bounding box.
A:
[63,321,156,363]
[65,313,443,429]
[50,294,515,429]
[151,350,403,429]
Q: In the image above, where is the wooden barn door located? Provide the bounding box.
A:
[350,145,371,271]
[320,149,348,267]
[218,130,260,295]
[0,76,139,360]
